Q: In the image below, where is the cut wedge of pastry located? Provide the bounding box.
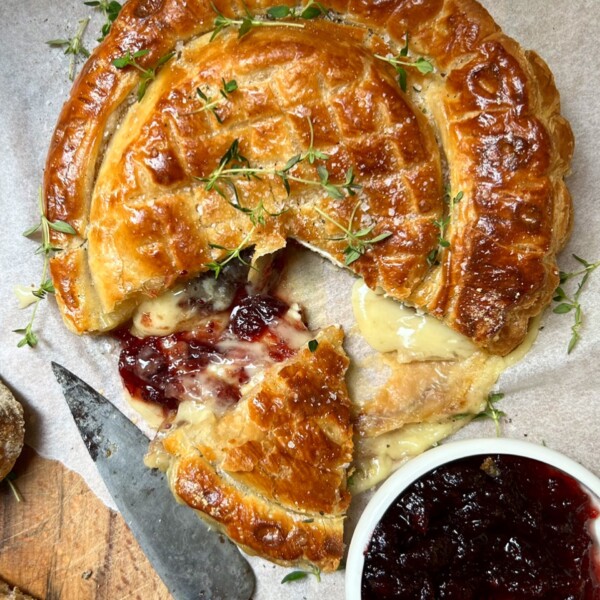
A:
[120,260,352,570]
[146,325,352,571]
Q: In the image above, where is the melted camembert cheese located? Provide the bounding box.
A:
[127,265,538,497]
[350,280,539,492]
[131,276,235,337]
[352,280,477,363]
[123,275,312,426]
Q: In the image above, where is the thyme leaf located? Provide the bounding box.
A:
[84,0,122,40]
[375,33,433,92]
[553,254,600,353]
[198,132,359,202]
[315,201,391,266]
[308,339,319,352]
[266,5,293,19]
[112,49,176,101]
[299,0,329,19]
[281,564,321,584]
[210,2,306,41]
[427,189,463,266]
[267,0,328,21]
[47,17,91,81]
[281,571,309,583]
[15,190,76,348]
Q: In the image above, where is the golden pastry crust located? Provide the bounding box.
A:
[45,0,573,355]
[151,326,353,571]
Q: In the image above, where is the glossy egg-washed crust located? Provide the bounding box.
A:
[155,326,353,570]
[44,0,573,355]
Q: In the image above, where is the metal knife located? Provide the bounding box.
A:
[51,362,255,600]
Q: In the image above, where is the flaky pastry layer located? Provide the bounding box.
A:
[149,326,353,571]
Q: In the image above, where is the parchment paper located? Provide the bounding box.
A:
[1,1,599,598]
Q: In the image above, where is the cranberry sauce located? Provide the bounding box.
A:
[362,454,600,600]
[229,294,288,341]
[117,273,300,414]
[118,325,238,411]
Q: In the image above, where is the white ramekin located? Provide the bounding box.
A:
[345,438,600,600]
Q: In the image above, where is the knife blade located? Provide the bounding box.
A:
[51,362,255,600]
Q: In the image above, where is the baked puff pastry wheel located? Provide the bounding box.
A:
[44,0,573,571]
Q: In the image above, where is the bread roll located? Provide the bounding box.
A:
[0,380,25,481]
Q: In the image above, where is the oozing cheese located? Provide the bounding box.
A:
[131,276,237,337]
[350,278,540,492]
[351,280,476,363]
[124,390,165,429]
[124,277,313,427]
[133,265,538,497]
[131,285,190,336]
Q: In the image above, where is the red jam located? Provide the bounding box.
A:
[362,454,600,599]
[118,327,241,411]
[117,287,298,414]
[229,294,288,341]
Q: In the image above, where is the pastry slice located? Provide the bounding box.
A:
[146,326,352,571]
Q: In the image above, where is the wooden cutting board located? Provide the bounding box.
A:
[0,446,171,600]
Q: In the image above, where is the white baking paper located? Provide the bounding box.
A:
[1,1,599,598]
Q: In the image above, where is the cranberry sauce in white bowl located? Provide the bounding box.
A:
[346,438,600,600]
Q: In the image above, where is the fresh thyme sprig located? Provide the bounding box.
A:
[455,392,506,437]
[283,117,329,168]
[84,0,122,40]
[209,152,287,226]
[229,198,287,226]
[201,129,364,275]
[267,0,328,20]
[553,255,600,353]
[427,215,450,267]
[201,138,252,196]
[281,564,321,584]
[47,17,91,81]
[315,202,392,266]
[112,49,176,101]
[205,226,257,278]
[15,190,76,348]
[198,133,359,201]
[375,33,434,92]
[473,392,505,437]
[427,189,463,267]
[192,78,238,122]
[210,2,305,41]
